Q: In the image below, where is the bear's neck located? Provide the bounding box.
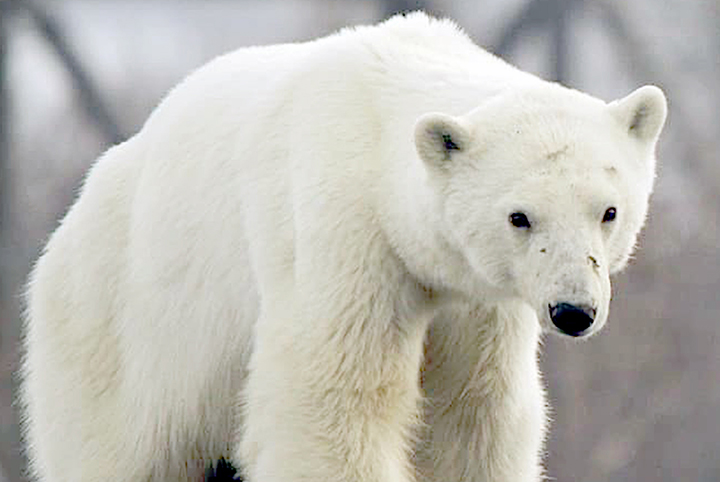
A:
[376,155,490,300]
[422,299,544,421]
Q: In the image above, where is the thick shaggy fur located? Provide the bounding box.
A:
[20,12,666,482]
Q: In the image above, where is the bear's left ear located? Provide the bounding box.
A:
[414,113,471,167]
[609,85,667,144]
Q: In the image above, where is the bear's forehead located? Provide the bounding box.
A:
[529,148,622,182]
[508,140,625,193]
[510,116,624,168]
[466,95,630,178]
[492,132,621,174]
[474,106,619,154]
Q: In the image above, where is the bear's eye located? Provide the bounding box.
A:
[602,207,617,223]
[509,212,531,229]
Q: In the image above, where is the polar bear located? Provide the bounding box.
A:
[20,12,666,482]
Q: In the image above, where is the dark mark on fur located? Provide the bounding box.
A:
[546,145,569,162]
[588,256,600,269]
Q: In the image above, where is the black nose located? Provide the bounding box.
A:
[549,303,596,336]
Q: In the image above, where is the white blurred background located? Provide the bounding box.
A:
[0,1,718,481]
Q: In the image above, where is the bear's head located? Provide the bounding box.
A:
[414,85,667,337]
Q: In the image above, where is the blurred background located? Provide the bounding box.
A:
[0,0,718,481]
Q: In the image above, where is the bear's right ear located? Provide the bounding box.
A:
[414,113,471,167]
[609,85,667,145]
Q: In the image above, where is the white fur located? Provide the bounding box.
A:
[20,12,666,482]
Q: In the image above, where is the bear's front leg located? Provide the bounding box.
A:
[417,302,546,482]
[239,277,428,482]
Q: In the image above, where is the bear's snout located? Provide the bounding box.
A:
[549,303,596,336]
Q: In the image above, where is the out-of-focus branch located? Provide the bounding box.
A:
[550,0,570,84]
[1,1,10,236]
[597,0,718,201]
[0,9,21,477]
[493,0,554,58]
[0,0,15,356]
[14,0,125,145]
[492,0,580,84]
[382,0,431,18]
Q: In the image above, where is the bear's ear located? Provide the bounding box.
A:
[414,113,471,167]
[609,85,667,144]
